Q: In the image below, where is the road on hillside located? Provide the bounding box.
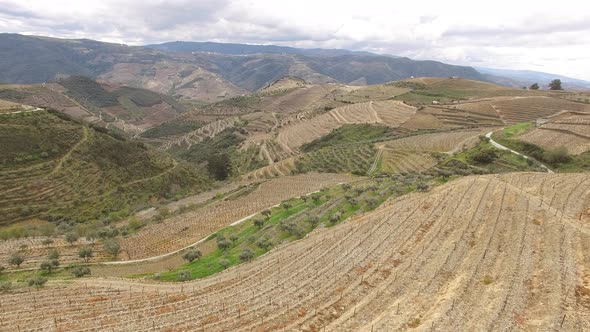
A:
[485,131,554,173]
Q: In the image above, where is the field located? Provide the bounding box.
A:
[3,173,589,331]
[490,97,590,124]
[520,112,590,154]
[117,173,353,259]
[374,129,491,174]
[276,100,416,154]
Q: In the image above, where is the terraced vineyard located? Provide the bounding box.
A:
[520,112,590,154]
[491,97,590,124]
[161,117,241,150]
[296,144,377,175]
[277,100,416,154]
[5,173,590,331]
[242,158,296,180]
[379,149,439,174]
[374,129,491,174]
[117,173,352,259]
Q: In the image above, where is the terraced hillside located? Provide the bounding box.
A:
[0,110,209,226]
[276,100,416,154]
[375,129,491,174]
[520,112,590,154]
[491,97,590,124]
[0,77,187,133]
[5,173,590,331]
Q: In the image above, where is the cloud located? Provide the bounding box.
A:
[0,0,589,80]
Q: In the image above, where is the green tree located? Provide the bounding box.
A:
[40,261,54,274]
[8,253,23,268]
[216,234,231,251]
[27,276,48,288]
[254,218,265,229]
[182,249,202,263]
[207,154,232,180]
[103,239,121,258]
[78,247,93,262]
[71,266,91,278]
[549,79,563,90]
[65,232,79,245]
[529,83,539,90]
[239,248,254,262]
[178,270,191,281]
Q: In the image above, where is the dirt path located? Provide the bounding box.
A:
[486,131,554,173]
[47,126,89,177]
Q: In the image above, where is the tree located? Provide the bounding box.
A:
[261,209,272,219]
[254,218,265,229]
[27,276,47,288]
[103,239,121,258]
[549,79,563,90]
[311,194,321,203]
[40,261,54,274]
[8,253,23,268]
[282,202,292,211]
[300,195,308,203]
[416,182,429,191]
[307,215,320,226]
[207,153,232,180]
[216,234,231,251]
[65,232,79,245]
[78,247,93,262]
[182,249,202,263]
[71,266,91,278]
[239,248,254,262]
[177,270,191,282]
[219,258,231,269]
[48,249,60,260]
[529,83,539,90]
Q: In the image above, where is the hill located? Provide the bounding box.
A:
[0,34,485,94]
[477,67,590,90]
[0,109,210,227]
[0,76,186,134]
[3,173,589,330]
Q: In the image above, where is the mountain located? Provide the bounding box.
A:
[145,41,376,56]
[477,67,590,90]
[0,34,485,96]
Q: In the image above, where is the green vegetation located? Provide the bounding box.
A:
[140,121,202,138]
[436,138,546,175]
[296,144,376,175]
[492,125,589,172]
[135,173,445,282]
[301,124,402,152]
[0,110,211,234]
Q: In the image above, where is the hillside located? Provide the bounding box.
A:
[0,76,186,133]
[3,173,589,330]
[0,34,485,94]
[0,110,210,227]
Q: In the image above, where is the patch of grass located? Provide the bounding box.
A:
[482,275,494,285]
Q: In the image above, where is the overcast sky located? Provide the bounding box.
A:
[1,0,589,80]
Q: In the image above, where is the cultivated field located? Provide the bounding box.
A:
[118,173,353,259]
[4,173,590,331]
[520,112,590,154]
[491,97,590,124]
[378,128,491,153]
[276,100,416,154]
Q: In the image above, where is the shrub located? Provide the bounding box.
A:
[416,183,429,191]
[78,247,93,262]
[254,218,265,229]
[65,232,79,245]
[282,202,292,211]
[71,266,91,277]
[8,253,24,268]
[542,146,571,164]
[182,249,202,263]
[40,261,54,274]
[329,212,342,224]
[482,275,494,285]
[239,248,254,262]
[177,270,191,282]
[256,237,272,251]
[103,239,121,258]
[307,215,320,226]
[216,234,231,251]
[471,148,498,163]
[261,209,272,218]
[219,258,231,269]
[0,281,11,293]
[27,276,48,288]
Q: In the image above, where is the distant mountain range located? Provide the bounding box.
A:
[1,33,588,101]
[0,33,483,99]
[477,67,590,90]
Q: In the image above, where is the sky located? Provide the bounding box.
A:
[1,0,589,80]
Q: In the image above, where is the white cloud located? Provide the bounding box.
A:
[1,0,589,79]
